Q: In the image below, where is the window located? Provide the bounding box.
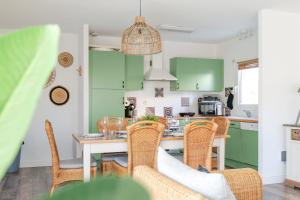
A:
[238,59,259,105]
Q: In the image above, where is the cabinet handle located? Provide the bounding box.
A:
[141,82,144,89]
[196,83,199,90]
[176,82,179,90]
[122,81,125,89]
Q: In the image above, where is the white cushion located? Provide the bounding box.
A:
[157,147,236,200]
[114,156,128,167]
[60,158,97,169]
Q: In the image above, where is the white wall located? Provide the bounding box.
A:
[91,36,222,116]
[19,32,80,167]
[217,32,258,118]
[259,9,300,184]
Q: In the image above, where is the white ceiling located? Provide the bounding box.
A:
[1,0,300,43]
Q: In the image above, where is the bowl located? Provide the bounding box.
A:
[179,112,195,117]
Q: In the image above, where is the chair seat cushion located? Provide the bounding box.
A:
[114,156,128,168]
[157,147,236,200]
[102,153,128,161]
[60,158,97,169]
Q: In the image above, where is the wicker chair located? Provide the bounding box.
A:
[134,166,263,200]
[96,117,129,174]
[211,117,230,137]
[112,121,165,176]
[184,120,218,171]
[211,117,230,169]
[45,120,97,195]
[97,117,129,133]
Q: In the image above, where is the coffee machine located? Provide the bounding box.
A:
[198,96,223,116]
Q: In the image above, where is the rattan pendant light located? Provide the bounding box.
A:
[121,0,162,55]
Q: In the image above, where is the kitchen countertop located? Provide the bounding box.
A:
[177,115,258,123]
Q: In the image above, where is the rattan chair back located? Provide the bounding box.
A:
[212,117,230,137]
[127,120,164,175]
[184,120,218,171]
[97,117,129,133]
[45,120,60,178]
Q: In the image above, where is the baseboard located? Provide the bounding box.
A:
[262,175,285,185]
[20,160,51,168]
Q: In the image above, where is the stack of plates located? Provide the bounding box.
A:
[81,133,104,139]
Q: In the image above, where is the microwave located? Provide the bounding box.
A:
[198,100,223,116]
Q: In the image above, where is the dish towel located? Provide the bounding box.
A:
[227,93,234,110]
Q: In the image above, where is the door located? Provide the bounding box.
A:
[125,55,144,90]
[89,89,124,132]
[196,59,224,92]
[225,127,242,161]
[240,130,258,166]
[89,50,125,89]
[176,58,200,91]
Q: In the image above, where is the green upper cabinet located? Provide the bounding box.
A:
[125,55,144,90]
[89,50,125,89]
[170,57,224,92]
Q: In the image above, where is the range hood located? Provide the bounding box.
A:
[144,53,177,81]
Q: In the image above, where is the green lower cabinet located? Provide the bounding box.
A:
[225,123,258,170]
[225,127,242,161]
[89,89,124,133]
[240,130,258,166]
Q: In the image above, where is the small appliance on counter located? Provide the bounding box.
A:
[198,96,223,116]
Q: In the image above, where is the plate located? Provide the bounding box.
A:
[82,133,104,139]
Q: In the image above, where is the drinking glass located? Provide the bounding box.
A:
[116,117,123,137]
[103,116,109,139]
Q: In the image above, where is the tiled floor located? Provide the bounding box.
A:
[0,167,300,200]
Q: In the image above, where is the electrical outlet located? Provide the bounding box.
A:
[281,151,286,162]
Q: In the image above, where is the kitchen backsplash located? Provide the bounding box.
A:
[125,81,221,117]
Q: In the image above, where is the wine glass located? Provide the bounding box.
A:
[116,117,123,137]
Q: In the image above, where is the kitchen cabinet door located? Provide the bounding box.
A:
[90,50,125,89]
[195,59,224,92]
[125,55,144,90]
[240,130,258,166]
[170,58,199,91]
[89,89,124,132]
[225,127,242,161]
[170,57,224,91]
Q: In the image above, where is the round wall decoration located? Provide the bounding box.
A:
[49,86,70,106]
[44,69,56,88]
[58,52,73,68]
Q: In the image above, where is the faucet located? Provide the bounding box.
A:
[243,110,252,118]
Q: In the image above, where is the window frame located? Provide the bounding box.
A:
[237,59,259,106]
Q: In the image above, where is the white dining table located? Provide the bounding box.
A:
[73,134,228,182]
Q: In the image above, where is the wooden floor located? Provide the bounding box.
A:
[0,167,300,200]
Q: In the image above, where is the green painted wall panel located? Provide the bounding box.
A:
[89,50,125,89]
[125,55,144,90]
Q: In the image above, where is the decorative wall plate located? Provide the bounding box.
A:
[164,107,173,117]
[155,88,164,97]
[145,107,155,115]
[58,52,73,68]
[49,86,70,105]
[44,69,56,88]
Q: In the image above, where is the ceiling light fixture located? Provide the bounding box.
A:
[158,25,196,33]
[121,0,162,55]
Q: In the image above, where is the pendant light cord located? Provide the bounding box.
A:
[139,0,142,16]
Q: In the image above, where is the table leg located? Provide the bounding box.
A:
[217,139,225,170]
[83,144,91,182]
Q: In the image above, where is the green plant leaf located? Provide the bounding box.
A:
[0,25,60,179]
[41,176,150,200]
